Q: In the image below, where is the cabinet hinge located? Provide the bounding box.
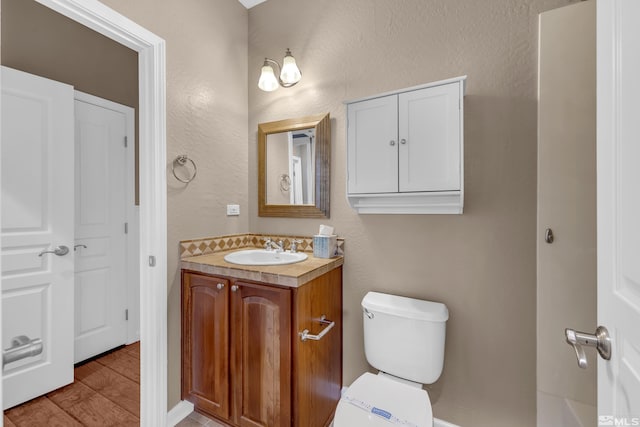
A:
[124,222,128,234]
[124,136,128,147]
[125,309,129,321]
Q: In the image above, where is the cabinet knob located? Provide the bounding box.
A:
[400,138,407,144]
[217,283,224,290]
[231,285,239,292]
[389,140,396,146]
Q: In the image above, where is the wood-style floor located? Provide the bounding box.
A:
[175,411,226,427]
[4,342,140,426]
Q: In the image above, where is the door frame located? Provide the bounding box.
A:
[1,0,168,425]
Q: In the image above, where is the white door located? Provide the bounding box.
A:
[73,92,132,363]
[398,83,460,192]
[597,0,640,421]
[347,94,398,194]
[290,156,303,205]
[1,66,74,409]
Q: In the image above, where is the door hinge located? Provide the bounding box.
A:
[124,222,128,234]
[149,255,156,267]
[125,309,129,321]
[124,136,128,148]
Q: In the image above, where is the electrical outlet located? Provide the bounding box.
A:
[226,204,240,216]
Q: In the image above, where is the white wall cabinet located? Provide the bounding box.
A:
[346,76,466,214]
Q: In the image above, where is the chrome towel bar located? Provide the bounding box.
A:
[299,315,335,342]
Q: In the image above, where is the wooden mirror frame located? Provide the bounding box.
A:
[258,113,330,218]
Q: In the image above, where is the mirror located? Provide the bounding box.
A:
[259,113,330,217]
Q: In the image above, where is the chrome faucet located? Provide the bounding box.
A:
[290,239,302,253]
[264,238,284,253]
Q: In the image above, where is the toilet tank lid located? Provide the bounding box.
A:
[362,292,449,322]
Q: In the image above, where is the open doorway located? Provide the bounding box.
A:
[0,0,167,424]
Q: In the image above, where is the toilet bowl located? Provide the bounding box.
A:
[332,292,448,427]
[333,373,432,427]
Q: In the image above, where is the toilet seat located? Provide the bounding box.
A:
[333,372,433,427]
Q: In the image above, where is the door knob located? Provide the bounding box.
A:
[565,326,611,369]
[38,245,69,257]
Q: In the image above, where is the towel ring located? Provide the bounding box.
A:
[280,174,291,192]
[172,155,197,183]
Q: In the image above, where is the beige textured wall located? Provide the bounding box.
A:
[537,0,596,412]
[1,0,137,110]
[248,1,572,425]
[97,0,249,407]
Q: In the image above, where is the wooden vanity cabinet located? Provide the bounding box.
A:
[182,266,342,427]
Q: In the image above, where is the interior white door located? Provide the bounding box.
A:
[291,156,303,205]
[73,92,131,363]
[1,66,75,409]
[597,0,640,422]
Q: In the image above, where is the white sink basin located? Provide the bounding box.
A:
[223,249,308,266]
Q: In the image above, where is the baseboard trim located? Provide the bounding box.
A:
[167,400,194,426]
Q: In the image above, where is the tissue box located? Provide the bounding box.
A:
[313,235,337,258]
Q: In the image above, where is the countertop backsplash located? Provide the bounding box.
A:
[179,233,344,259]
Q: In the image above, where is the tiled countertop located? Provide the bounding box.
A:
[181,247,343,288]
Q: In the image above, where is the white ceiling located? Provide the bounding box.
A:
[238,0,268,9]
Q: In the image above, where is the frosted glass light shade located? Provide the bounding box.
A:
[280,54,301,85]
[258,64,279,92]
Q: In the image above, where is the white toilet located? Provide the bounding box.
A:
[333,291,449,427]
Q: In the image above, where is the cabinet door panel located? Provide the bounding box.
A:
[182,272,230,419]
[347,95,398,194]
[232,282,291,427]
[399,83,461,192]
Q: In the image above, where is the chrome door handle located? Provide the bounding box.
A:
[74,244,87,251]
[3,335,43,367]
[38,245,69,257]
[565,326,611,369]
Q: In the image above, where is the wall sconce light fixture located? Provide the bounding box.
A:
[258,48,302,92]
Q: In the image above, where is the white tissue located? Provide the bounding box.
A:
[318,224,334,236]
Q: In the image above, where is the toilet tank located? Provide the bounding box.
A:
[362,292,448,384]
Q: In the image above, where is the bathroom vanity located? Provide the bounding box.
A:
[181,245,343,427]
